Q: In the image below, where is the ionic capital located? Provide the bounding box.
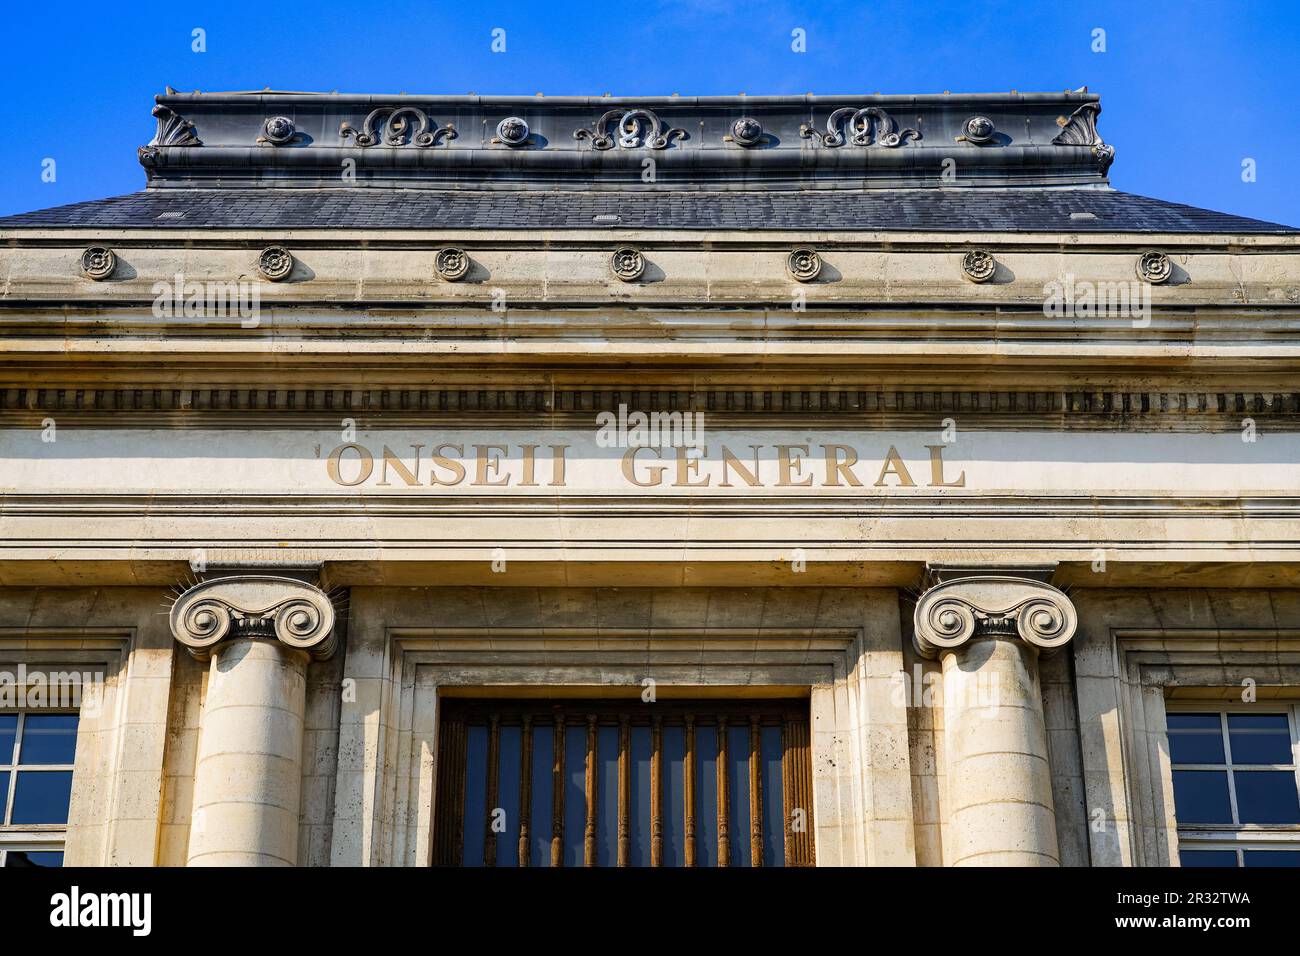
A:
[169,575,337,661]
[913,575,1077,659]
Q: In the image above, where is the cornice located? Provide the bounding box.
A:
[136,90,1113,189]
[7,228,1299,251]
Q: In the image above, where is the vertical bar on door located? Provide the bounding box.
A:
[684,714,697,868]
[484,713,500,866]
[584,713,598,866]
[518,714,533,868]
[433,712,466,866]
[717,716,730,867]
[551,715,565,867]
[651,715,663,867]
[749,715,763,867]
[783,717,815,866]
[453,716,467,866]
[618,714,630,866]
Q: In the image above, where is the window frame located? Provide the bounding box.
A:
[432,696,816,868]
[0,709,80,866]
[1166,701,1300,865]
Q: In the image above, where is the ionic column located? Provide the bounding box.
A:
[169,575,337,866]
[913,572,1077,867]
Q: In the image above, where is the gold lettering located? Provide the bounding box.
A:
[776,445,814,487]
[822,444,863,487]
[673,445,711,487]
[622,446,666,487]
[429,444,466,486]
[326,443,373,487]
[926,445,966,487]
[719,445,763,488]
[377,444,424,487]
[519,444,539,487]
[549,445,569,487]
[473,444,510,486]
[874,446,916,487]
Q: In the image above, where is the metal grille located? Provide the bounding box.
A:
[432,699,814,867]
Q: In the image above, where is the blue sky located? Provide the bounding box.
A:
[2,0,1296,224]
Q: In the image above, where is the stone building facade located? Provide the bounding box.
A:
[0,91,1298,867]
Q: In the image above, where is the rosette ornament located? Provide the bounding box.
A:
[913,576,1077,658]
[169,575,337,661]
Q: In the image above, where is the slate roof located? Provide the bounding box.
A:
[1,187,1294,233]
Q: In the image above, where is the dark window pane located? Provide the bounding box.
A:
[10,770,74,825]
[1243,850,1300,867]
[629,725,652,866]
[1172,770,1233,824]
[697,724,719,866]
[1227,714,1294,765]
[563,725,586,867]
[1229,713,1290,731]
[529,723,553,867]
[761,726,784,867]
[4,850,63,867]
[494,724,522,867]
[661,724,686,867]
[18,714,79,765]
[462,725,488,867]
[596,725,618,866]
[729,724,751,867]
[1180,849,1238,867]
[0,714,17,764]
[1234,771,1300,824]
[1167,713,1225,764]
[0,770,8,823]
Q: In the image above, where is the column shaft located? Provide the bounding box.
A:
[941,636,1059,866]
[187,638,308,866]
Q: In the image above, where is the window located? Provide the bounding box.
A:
[0,712,79,867]
[1167,706,1300,867]
[432,699,814,867]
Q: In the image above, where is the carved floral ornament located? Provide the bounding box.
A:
[340,107,457,147]
[1136,250,1173,284]
[958,115,996,144]
[258,115,298,146]
[148,104,202,147]
[258,246,294,281]
[787,248,821,282]
[610,247,645,281]
[80,247,117,281]
[138,104,201,166]
[913,577,1078,659]
[960,249,997,283]
[1052,102,1115,169]
[435,247,470,281]
[800,107,920,148]
[169,575,338,661]
[494,116,531,147]
[575,109,686,150]
[729,117,765,148]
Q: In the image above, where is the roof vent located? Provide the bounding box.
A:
[1069,211,1098,221]
[155,211,188,220]
[592,214,621,225]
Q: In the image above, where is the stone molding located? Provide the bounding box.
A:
[4,385,1297,427]
[913,574,1077,657]
[169,574,337,661]
[137,90,1113,189]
